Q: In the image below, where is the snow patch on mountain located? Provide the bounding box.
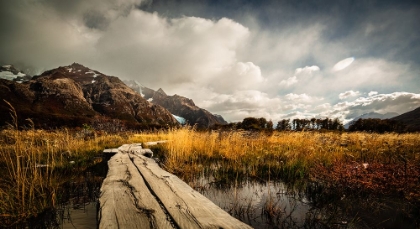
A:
[85,71,100,78]
[0,71,20,80]
[172,114,186,125]
[0,65,30,82]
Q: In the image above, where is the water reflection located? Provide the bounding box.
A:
[188,174,419,229]
[55,159,107,229]
[23,158,107,229]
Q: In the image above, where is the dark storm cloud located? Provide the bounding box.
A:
[0,0,419,122]
[83,11,110,30]
[142,0,420,64]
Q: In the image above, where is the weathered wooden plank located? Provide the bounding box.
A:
[103,148,119,153]
[128,146,154,158]
[98,152,173,229]
[100,143,252,229]
[129,153,252,229]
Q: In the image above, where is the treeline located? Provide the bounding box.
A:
[276,118,343,131]
[213,117,407,133]
[213,117,344,131]
[348,118,405,133]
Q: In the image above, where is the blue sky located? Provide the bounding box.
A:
[1,0,419,123]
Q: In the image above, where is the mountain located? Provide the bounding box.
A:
[344,112,399,129]
[0,65,32,83]
[0,63,178,129]
[391,106,420,132]
[125,80,227,129]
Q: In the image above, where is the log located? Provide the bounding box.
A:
[129,154,252,229]
[99,143,252,229]
[98,152,173,229]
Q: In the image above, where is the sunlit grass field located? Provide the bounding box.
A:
[133,128,420,199]
[1,126,419,225]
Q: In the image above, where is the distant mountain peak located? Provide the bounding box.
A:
[157,88,167,96]
[123,82,228,128]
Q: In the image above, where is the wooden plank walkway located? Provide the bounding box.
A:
[99,143,252,229]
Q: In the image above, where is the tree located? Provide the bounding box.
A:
[276,119,291,131]
[241,117,261,130]
[266,120,274,130]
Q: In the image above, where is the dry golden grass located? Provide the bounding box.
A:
[0,126,130,225]
[134,127,420,198]
[2,125,419,224]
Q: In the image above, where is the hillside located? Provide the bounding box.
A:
[391,106,420,132]
[344,112,399,129]
[0,63,178,129]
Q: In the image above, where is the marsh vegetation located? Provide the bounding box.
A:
[1,125,419,228]
[0,120,131,227]
[136,128,420,228]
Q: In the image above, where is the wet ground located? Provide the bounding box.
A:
[27,158,418,229]
[188,173,419,229]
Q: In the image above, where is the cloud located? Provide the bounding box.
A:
[327,92,420,121]
[279,76,298,87]
[0,0,419,125]
[285,93,322,103]
[332,57,354,71]
[295,65,320,75]
[339,90,360,100]
[279,65,319,87]
[93,13,254,92]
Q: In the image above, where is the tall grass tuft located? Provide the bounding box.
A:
[0,102,130,226]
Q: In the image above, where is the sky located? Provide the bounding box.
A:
[1,0,420,123]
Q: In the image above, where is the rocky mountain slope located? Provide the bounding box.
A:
[0,63,178,129]
[125,80,227,129]
[391,106,420,132]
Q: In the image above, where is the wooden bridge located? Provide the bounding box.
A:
[99,143,252,229]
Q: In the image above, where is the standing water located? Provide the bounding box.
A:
[187,173,419,229]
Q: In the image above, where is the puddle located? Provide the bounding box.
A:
[16,162,105,229]
[188,174,419,229]
[54,159,107,229]
[58,201,98,229]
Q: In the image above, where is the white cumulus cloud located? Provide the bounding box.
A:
[279,76,298,87]
[295,65,320,75]
[339,90,361,99]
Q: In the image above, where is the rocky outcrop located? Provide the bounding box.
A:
[126,83,227,128]
[0,63,178,129]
